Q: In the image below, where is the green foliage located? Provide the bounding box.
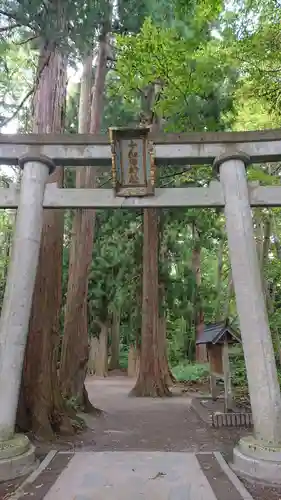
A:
[233,84,280,132]
[0,42,35,129]
[87,209,142,330]
[231,357,248,388]
[0,0,113,52]
[114,17,236,131]
[0,209,14,308]
[221,0,281,119]
[119,348,129,370]
[172,362,209,382]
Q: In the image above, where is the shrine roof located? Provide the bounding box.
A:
[196,321,241,345]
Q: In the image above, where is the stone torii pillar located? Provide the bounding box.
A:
[0,155,55,480]
[214,152,281,484]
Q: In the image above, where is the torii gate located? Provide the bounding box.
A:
[0,129,281,484]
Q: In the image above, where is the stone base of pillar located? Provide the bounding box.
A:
[0,434,37,481]
[231,435,281,485]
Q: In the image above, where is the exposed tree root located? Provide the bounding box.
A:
[130,377,172,397]
[81,385,103,416]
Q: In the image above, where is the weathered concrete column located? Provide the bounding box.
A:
[214,152,281,483]
[0,155,54,480]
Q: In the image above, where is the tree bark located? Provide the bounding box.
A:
[131,85,170,396]
[131,209,170,396]
[271,213,281,366]
[254,209,264,264]
[262,215,271,271]
[223,268,234,319]
[158,316,176,385]
[128,345,140,378]
[192,241,207,363]
[109,308,121,370]
[268,216,281,367]
[272,213,281,260]
[158,215,175,383]
[94,324,108,377]
[18,38,74,438]
[258,212,281,365]
[88,337,99,375]
[59,31,109,408]
[59,51,94,406]
[254,210,271,304]
[261,214,272,306]
[214,238,224,321]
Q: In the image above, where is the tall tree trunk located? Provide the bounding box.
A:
[131,84,170,396]
[262,216,271,270]
[255,210,271,302]
[215,232,234,322]
[272,213,281,260]
[109,308,121,370]
[260,212,281,364]
[94,323,108,377]
[223,268,234,319]
[59,51,93,406]
[132,209,170,396]
[267,281,281,367]
[128,344,140,378]
[192,238,207,363]
[271,214,281,366]
[18,38,74,438]
[254,208,264,264]
[262,215,271,307]
[158,316,176,385]
[254,210,281,364]
[214,238,224,321]
[59,29,109,408]
[158,213,175,383]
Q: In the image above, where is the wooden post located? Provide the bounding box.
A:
[0,155,54,441]
[215,152,281,444]
[222,339,233,412]
[210,373,219,400]
[208,344,223,400]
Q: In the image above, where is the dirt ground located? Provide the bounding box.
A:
[1,375,281,499]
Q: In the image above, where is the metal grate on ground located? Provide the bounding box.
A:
[211,412,253,428]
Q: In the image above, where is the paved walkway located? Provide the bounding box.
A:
[13,450,252,500]
[46,452,223,499]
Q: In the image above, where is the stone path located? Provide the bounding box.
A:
[11,450,252,499]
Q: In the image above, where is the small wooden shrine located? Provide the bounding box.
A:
[196,321,241,412]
